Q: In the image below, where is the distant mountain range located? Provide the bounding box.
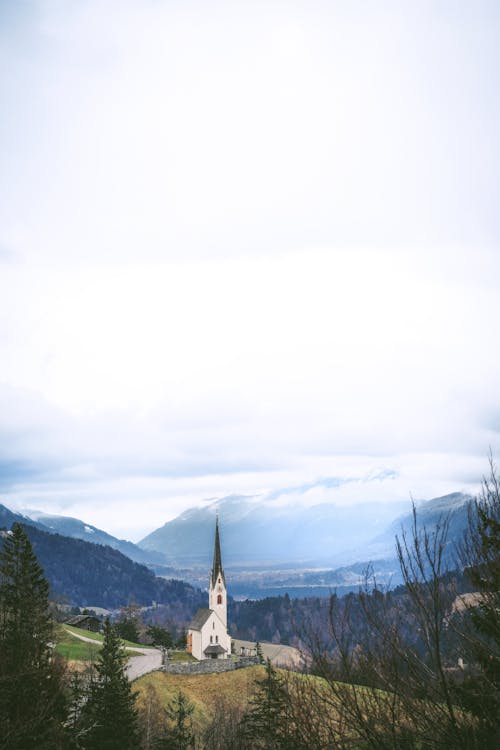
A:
[137,492,473,597]
[373,492,472,546]
[138,492,472,568]
[0,503,48,532]
[1,491,475,602]
[0,504,166,566]
[138,494,407,566]
[24,508,167,565]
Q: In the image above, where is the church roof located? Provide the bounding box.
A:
[210,515,226,587]
[188,608,212,631]
[204,644,227,655]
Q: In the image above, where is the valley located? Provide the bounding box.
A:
[2,490,472,602]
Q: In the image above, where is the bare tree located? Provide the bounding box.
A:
[303,496,494,748]
[455,456,500,747]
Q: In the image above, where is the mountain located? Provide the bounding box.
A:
[0,503,49,532]
[372,492,473,551]
[0,521,205,613]
[23,508,167,566]
[138,494,410,567]
[138,492,474,598]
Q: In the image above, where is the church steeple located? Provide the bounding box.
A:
[209,514,227,628]
[210,513,225,588]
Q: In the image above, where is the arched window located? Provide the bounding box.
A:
[217,594,222,604]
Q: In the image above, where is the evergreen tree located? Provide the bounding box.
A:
[240,659,297,749]
[82,618,139,750]
[160,691,195,750]
[0,522,67,749]
[115,616,140,643]
[146,624,173,650]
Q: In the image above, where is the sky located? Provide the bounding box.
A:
[0,0,499,541]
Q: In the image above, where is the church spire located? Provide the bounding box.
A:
[210,514,225,587]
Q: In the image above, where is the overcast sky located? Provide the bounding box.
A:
[1,0,499,541]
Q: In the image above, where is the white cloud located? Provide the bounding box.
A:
[0,1,499,538]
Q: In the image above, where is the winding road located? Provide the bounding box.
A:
[64,627,163,681]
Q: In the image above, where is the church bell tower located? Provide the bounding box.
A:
[209,514,227,628]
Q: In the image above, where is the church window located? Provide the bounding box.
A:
[216,635,218,643]
[210,635,213,643]
[217,594,222,604]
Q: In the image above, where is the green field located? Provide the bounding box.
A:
[55,625,152,661]
[55,626,103,661]
[167,650,197,663]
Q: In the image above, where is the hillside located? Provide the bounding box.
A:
[0,522,205,613]
[0,503,48,532]
[18,507,167,566]
[371,492,472,556]
[135,667,265,737]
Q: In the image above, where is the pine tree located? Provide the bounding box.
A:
[160,691,195,750]
[82,618,139,750]
[0,522,67,749]
[240,659,298,749]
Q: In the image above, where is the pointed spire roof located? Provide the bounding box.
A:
[210,514,225,587]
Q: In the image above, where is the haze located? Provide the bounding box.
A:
[1,1,499,540]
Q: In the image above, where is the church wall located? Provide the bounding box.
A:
[200,611,231,659]
[187,611,231,661]
[190,628,203,661]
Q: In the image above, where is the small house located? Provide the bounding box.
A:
[66,614,101,632]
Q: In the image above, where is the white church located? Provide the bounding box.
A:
[186,516,232,660]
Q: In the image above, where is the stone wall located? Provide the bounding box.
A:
[161,656,259,675]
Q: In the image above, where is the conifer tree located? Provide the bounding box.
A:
[0,522,67,749]
[240,659,298,749]
[82,618,139,750]
[160,690,195,750]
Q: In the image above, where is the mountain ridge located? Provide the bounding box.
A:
[21,508,167,565]
[138,491,472,568]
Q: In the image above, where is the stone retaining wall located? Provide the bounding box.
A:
[161,656,259,675]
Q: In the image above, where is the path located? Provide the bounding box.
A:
[232,638,303,669]
[125,648,163,681]
[63,627,163,681]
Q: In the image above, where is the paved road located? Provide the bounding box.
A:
[125,649,163,681]
[63,627,163,681]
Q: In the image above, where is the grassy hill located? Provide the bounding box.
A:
[133,667,351,744]
[135,667,266,735]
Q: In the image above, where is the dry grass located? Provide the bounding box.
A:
[135,666,265,734]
